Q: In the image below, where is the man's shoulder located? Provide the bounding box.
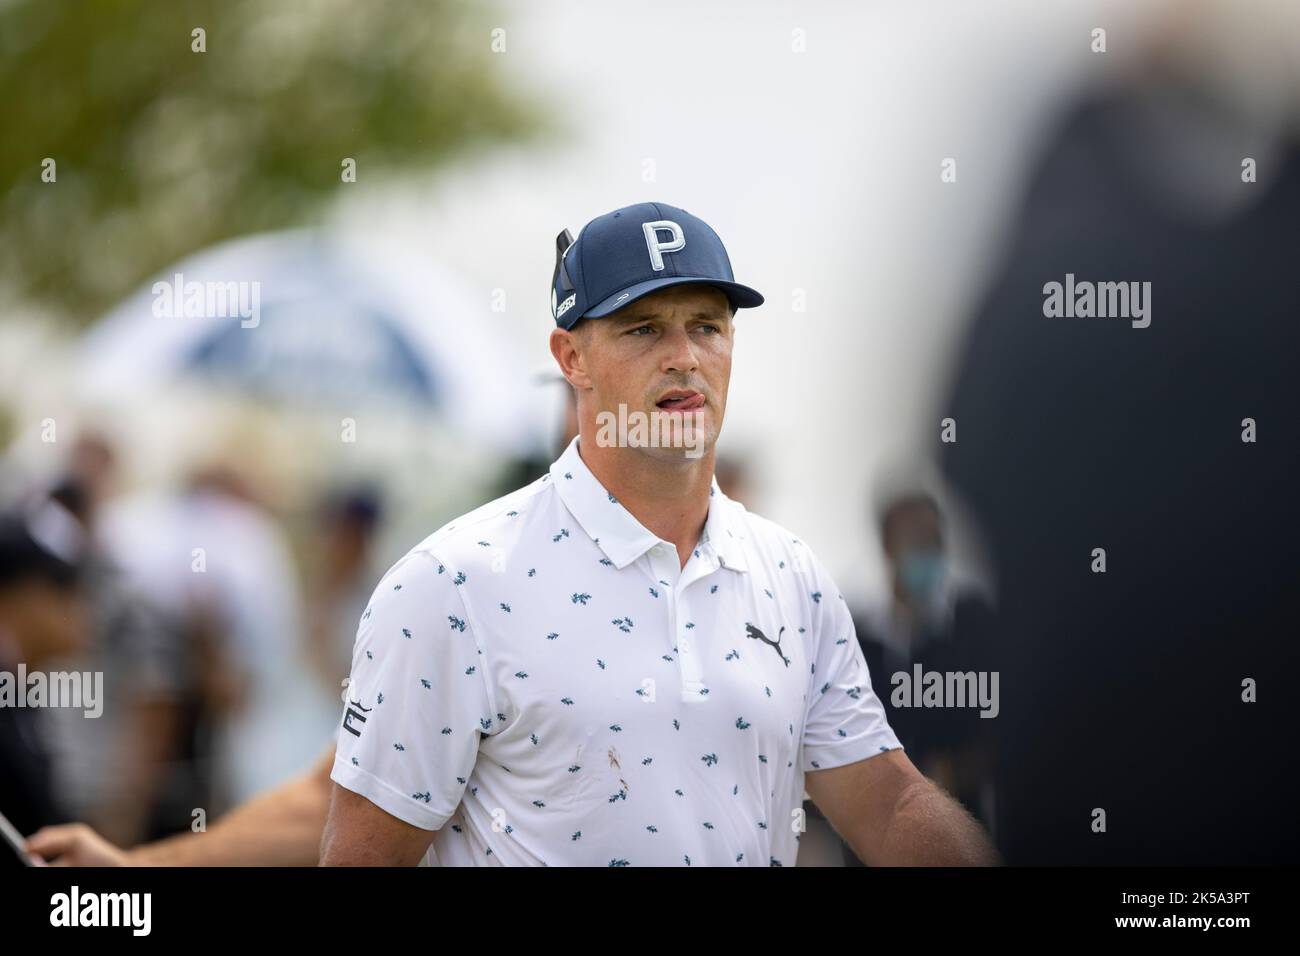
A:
[728,502,822,570]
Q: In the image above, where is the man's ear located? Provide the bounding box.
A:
[550,326,592,390]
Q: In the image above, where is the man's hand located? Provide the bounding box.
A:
[29,746,338,867]
[318,784,435,866]
[805,748,1001,866]
[26,823,132,867]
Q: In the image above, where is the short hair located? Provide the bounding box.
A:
[567,315,591,340]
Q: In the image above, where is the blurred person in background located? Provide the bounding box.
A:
[14,479,335,868]
[494,374,583,495]
[845,491,997,860]
[0,497,90,845]
[939,2,1300,863]
[98,456,333,818]
[304,485,385,696]
[49,432,116,528]
[41,433,190,847]
[803,489,997,865]
[712,453,755,510]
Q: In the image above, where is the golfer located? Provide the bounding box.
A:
[319,202,999,866]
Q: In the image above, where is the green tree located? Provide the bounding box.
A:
[0,0,546,323]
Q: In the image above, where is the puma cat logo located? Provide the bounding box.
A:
[745,624,789,667]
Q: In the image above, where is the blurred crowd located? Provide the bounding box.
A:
[0,429,385,845]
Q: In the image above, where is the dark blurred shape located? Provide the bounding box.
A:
[0,497,90,842]
[0,500,85,593]
[941,82,1300,864]
[324,485,384,531]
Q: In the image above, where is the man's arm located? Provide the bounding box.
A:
[804,749,1001,866]
[27,746,337,867]
[318,784,435,866]
[321,549,493,865]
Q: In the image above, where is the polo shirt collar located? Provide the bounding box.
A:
[548,436,749,574]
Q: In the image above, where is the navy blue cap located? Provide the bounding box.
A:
[551,201,764,330]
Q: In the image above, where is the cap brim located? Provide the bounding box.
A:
[583,276,764,321]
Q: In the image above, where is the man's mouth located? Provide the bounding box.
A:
[655,389,706,411]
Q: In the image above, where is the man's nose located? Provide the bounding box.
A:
[660,325,699,374]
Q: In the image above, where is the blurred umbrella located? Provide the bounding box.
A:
[76,229,549,455]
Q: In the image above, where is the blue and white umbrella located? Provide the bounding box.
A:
[77,229,550,454]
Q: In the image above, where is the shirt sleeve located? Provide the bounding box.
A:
[330,549,494,830]
[800,557,903,772]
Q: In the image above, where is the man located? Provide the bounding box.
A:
[319,202,998,866]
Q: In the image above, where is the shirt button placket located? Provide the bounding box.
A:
[676,593,704,700]
[652,543,701,701]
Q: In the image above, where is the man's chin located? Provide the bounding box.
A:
[645,423,715,461]
[632,441,713,464]
[652,408,713,459]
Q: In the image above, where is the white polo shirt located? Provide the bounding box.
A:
[331,436,902,866]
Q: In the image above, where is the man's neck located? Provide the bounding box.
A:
[574,428,714,570]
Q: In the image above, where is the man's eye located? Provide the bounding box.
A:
[628,325,654,335]
[695,324,719,334]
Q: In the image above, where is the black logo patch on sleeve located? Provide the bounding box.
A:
[343,698,373,737]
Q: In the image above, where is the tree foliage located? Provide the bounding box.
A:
[0,0,544,322]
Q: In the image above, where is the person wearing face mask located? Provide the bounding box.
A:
[870,493,956,647]
[831,491,998,866]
